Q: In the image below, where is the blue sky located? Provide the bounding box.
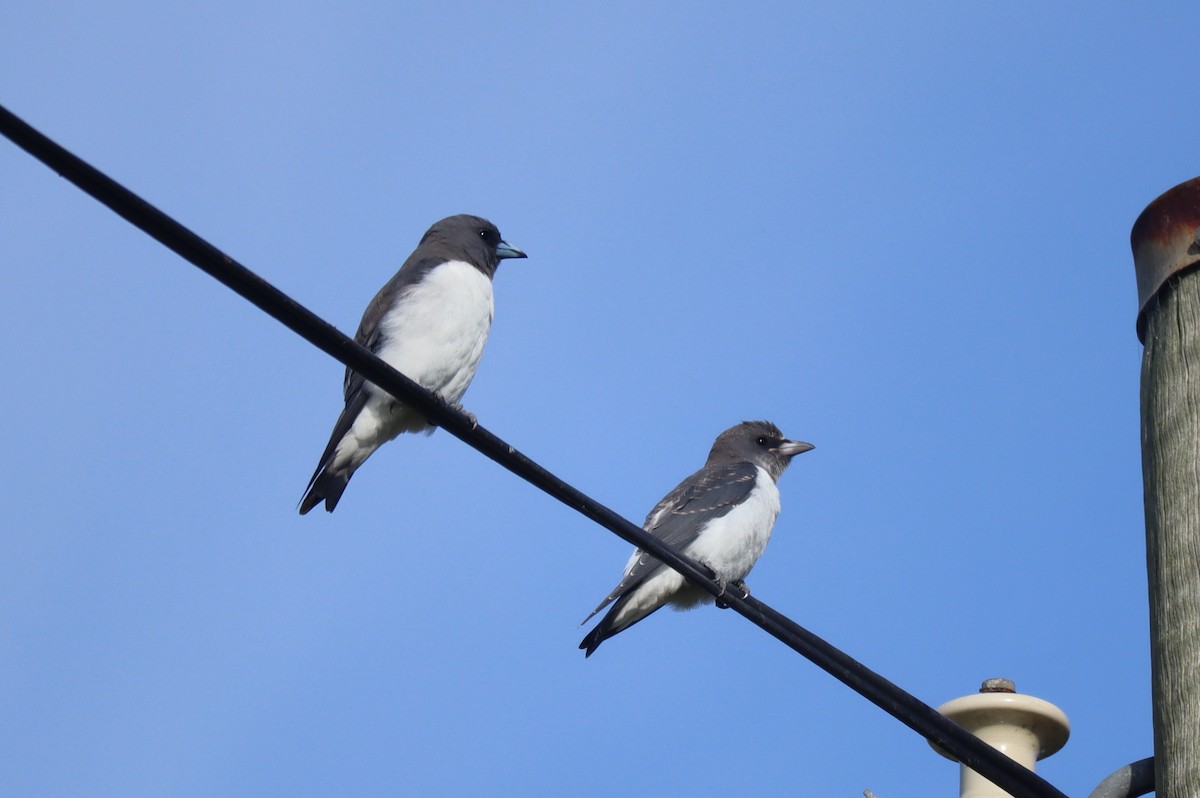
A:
[0,3,1183,796]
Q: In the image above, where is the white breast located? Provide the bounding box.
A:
[609,467,782,626]
[684,466,781,583]
[373,260,495,402]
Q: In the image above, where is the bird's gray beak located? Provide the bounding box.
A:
[495,241,527,260]
[772,439,814,458]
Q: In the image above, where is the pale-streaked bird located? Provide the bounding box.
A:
[580,421,812,656]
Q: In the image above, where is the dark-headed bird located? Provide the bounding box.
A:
[580,421,812,656]
[299,214,526,514]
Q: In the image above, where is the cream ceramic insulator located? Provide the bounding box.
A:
[930,682,1070,798]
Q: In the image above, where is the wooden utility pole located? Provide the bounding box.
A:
[1132,177,1200,798]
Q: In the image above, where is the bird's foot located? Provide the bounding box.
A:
[703,563,734,609]
[712,576,750,609]
[439,394,478,429]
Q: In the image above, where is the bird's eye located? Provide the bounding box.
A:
[756,436,768,446]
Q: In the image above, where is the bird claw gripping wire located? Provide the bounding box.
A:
[715,577,752,609]
[701,563,748,609]
[716,579,751,608]
[440,394,477,429]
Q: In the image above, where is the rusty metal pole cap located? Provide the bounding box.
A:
[1131,176,1200,342]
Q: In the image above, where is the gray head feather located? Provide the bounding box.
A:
[418,214,526,278]
[706,420,814,482]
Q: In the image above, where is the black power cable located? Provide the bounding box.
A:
[0,103,1070,798]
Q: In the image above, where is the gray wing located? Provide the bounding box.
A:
[299,243,459,514]
[304,254,444,490]
[582,460,758,622]
[339,254,448,403]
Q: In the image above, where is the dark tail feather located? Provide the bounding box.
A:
[298,465,352,514]
[300,390,370,515]
[579,598,661,658]
[579,624,611,658]
[579,595,624,657]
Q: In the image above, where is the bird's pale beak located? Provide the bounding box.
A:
[495,241,527,260]
[773,439,814,457]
